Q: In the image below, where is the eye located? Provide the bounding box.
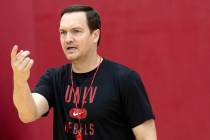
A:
[72,29,81,33]
[60,30,67,35]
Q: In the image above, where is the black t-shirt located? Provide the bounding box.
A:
[33,59,155,140]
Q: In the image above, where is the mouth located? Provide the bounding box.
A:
[66,46,77,53]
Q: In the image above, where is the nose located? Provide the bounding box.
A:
[65,32,74,43]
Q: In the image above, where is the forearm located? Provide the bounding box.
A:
[13,80,39,123]
[11,46,38,123]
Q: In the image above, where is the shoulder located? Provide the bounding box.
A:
[45,64,70,74]
[103,58,140,79]
[42,64,70,80]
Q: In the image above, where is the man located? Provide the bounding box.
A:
[11,5,157,140]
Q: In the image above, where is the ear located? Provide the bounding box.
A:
[92,29,100,44]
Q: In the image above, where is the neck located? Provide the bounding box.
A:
[71,53,102,73]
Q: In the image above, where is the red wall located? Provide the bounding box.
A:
[1,0,210,139]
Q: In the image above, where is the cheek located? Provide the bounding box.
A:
[60,39,65,50]
[80,35,91,45]
[60,38,65,45]
[60,36,64,42]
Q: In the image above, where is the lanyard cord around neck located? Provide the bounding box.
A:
[70,57,102,109]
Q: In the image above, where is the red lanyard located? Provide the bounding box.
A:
[70,57,102,109]
[69,57,102,140]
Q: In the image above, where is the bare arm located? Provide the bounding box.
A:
[11,45,49,123]
[132,119,157,140]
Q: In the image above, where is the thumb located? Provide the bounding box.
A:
[11,45,18,62]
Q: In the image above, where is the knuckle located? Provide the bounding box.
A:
[20,53,25,58]
[25,57,30,61]
[19,52,25,58]
[22,51,29,56]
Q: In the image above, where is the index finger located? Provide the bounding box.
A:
[11,45,18,62]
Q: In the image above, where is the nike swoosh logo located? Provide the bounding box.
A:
[73,112,82,116]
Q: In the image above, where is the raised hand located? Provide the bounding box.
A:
[11,45,34,83]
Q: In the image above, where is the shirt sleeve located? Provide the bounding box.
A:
[33,69,55,116]
[119,70,155,128]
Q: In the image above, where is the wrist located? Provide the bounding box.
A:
[13,77,28,86]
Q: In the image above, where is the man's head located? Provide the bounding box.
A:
[59,5,101,61]
[61,5,101,43]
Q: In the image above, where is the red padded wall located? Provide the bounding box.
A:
[1,0,210,140]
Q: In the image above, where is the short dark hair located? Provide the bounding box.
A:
[61,5,101,45]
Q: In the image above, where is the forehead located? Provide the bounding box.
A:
[59,12,88,29]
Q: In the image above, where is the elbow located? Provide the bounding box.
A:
[18,112,39,123]
[19,118,32,123]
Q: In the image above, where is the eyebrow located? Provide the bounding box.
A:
[59,27,83,31]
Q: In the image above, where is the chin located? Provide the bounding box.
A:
[65,54,79,62]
